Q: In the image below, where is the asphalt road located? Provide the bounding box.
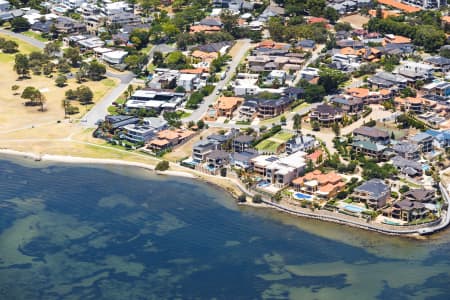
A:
[0,28,46,49]
[183,39,251,122]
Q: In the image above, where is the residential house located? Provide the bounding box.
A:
[425,56,450,73]
[192,140,219,163]
[329,95,363,114]
[233,135,255,153]
[296,39,316,51]
[353,126,390,145]
[292,170,345,199]
[230,150,259,170]
[394,97,431,114]
[397,61,434,81]
[385,200,429,222]
[375,0,422,12]
[309,104,343,127]
[345,87,392,104]
[106,12,141,28]
[306,149,325,165]
[351,140,387,160]
[391,155,423,177]
[368,72,409,90]
[422,80,450,97]
[352,179,390,209]
[205,97,244,121]
[205,150,230,170]
[104,115,139,132]
[102,50,128,65]
[285,134,316,154]
[147,129,195,152]
[256,97,293,119]
[126,89,185,112]
[404,188,436,203]
[425,129,450,148]
[123,117,168,143]
[410,132,434,153]
[392,141,421,160]
[251,151,307,188]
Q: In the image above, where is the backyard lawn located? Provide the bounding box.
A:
[272,131,294,142]
[255,139,282,153]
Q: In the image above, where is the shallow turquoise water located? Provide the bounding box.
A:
[0,157,450,299]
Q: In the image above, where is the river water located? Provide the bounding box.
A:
[0,157,449,299]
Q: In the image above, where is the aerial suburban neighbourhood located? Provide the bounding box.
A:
[1,0,450,237]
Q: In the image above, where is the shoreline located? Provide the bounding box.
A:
[0,148,448,238]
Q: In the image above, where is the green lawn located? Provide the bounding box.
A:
[22,31,48,42]
[272,131,294,142]
[179,111,191,118]
[102,78,117,87]
[0,33,40,54]
[292,102,310,112]
[107,105,118,115]
[259,114,286,126]
[255,139,282,153]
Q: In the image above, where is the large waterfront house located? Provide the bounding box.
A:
[383,200,429,222]
[352,179,390,209]
[351,140,387,161]
[292,170,345,199]
[123,117,168,143]
[251,151,307,188]
[392,141,421,160]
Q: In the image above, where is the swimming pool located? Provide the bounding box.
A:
[257,180,270,188]
[293,192,312,201]
[343,204,366,213]
[422,164,430,171]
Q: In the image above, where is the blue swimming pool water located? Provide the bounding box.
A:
[293,192,312,200]
[257,180,270,187]
[344,205,366,213]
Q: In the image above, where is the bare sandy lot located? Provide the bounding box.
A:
[339,14,370,29]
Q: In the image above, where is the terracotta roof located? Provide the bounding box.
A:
[443,16,450,24]
[307,150,323,162]
[180,68,205,74]
[216,96,244,110]
[385,35,412,44]
[149,139,170,146]
[376,0,421,13]
[190,25,221,33]
[191,50,218,61]
[158,130,181,140]
[308,17,329,24]
[368,9,400,19]
[347,87,370,98]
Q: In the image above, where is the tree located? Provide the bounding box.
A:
[21,86,46,111]
[399,185,410,193]
[280,115,287,124]
[237,194,247,203]
[65,89,77,100]
[124,53,149,74]
[311,120,320,131]
[252,194,262,203]
[155,160,170,171]
[44,42,60,57]
[318,67,349,93]
[11,17,30,32]
[300,80,326,103]
[2,40,18,53]
[64,47,81,67]
[293,114,302,132]
[14,54,30,78]
[332,122,340,137]
[76,85,94,104]
[55,75,67,87]
[86,60,106,81]
[197,119,205,129]
[152,51,164,67]
[11,85,19,93]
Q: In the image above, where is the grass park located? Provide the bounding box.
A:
[255,131,294,153]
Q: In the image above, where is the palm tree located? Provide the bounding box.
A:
[293,113,302,133]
